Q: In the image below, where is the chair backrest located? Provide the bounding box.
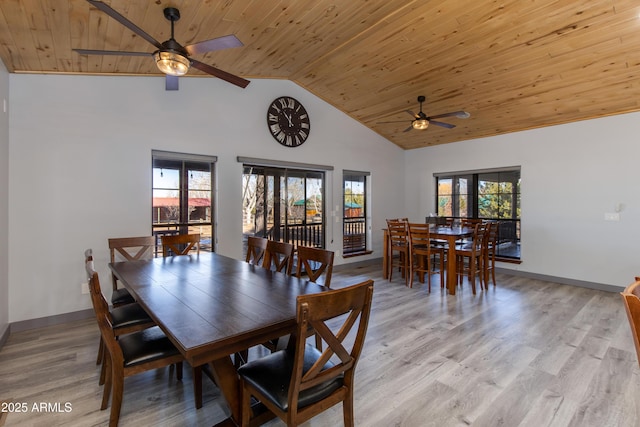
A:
[245,236,268,265]
[88,268,126,369]
[109,236,156,291]
[407,222,433,253]
[295,246,334,288]
[468,222,488,252]
[262,240,294,274]
[85,248,95,281]
[109,236,155,263]
[386,219,408,248]
[161,233,201,257]
[621,279,640,367]
[288,280,374,418]
[485,221,499,252]
[85,253,112,327]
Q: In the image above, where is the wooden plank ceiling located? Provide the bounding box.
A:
[1,0,640,149]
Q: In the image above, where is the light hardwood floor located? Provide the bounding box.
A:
[1,261,639,427]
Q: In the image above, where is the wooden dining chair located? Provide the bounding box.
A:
[262,240,294,274]
[245,236,268,265]
[108,236,156,307]
[386,219,410,285]
[238,279,374,427]
[88,268,184,427]
[483,221,499,288]
[455,222,488,294]
[294,245,334,288]
[621,279,640,367]
[161,233,200,257]
[294,245,336,350]
[407,223,446,291]
[85,250,155,384]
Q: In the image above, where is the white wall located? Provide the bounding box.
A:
[8,74,404,323]
[0,60,9,335]
[405,113,640,288]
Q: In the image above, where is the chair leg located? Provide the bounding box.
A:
[101,354,112,410]
[343,390,354,427]
[439,251,445,289]
[176,362,183,381]
[241,382,253,427]
[109,371,124,427]
[99,354,107,385]
[96,337,104,365]
[491,258,496,287]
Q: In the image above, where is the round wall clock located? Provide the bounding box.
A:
[266,96,310,147]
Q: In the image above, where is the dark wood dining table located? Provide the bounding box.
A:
[383,224,474,295]
[109,251,327,426]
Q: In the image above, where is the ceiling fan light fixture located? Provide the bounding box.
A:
[154,50,190,76]
[412,119,429,130]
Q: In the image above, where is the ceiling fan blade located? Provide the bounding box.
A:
[185,34,244,56]
[377,120,409,124]
[74,48,151,57]
[190,59,250,88]
[87,0,162,50]
[429,120,456,129]
[403,125,414,132]
[406,110,419,118]
[429,111,471,120]
[166,75,179,91]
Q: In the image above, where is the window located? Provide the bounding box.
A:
[152,151,215,253]
[343,171,368,255]
[242,164,326,249]
[435,167,521,260]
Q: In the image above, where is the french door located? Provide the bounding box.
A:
[242,166,325,248]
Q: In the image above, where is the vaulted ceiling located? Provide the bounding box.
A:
[2,0,640,149]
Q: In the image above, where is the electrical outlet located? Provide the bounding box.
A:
[604,212,620,222]
[81,282,90,294]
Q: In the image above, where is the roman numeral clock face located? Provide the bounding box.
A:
[267,97,310,147]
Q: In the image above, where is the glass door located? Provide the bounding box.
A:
[242,166,325,249]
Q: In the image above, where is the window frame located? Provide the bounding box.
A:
[152,150,216,253]
[342,170,370,257]
[435,167,521,260]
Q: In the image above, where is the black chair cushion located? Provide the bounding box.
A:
[110,303,153,330]
[118,326,181,367]
[111,288,135,306]
[238,344,344,412]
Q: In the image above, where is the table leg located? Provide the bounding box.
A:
[193,365,203,409]
[209,356,241,424]
[446,236,457,295]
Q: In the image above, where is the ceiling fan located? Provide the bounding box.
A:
[378,96,470,132]
[73,0,249,90]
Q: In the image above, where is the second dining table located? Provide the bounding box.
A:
[383,224,474,295]
[109,251,327,426]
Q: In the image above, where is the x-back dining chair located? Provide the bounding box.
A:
[108,236,156,307]
[238,279,374,427]
[294,245,336,350]
[85,249,155,385]
[245,236,268,265]
[294,245,334,288]
[262,240,294,274]
[161,233,201,257]
[87,266,184,427]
